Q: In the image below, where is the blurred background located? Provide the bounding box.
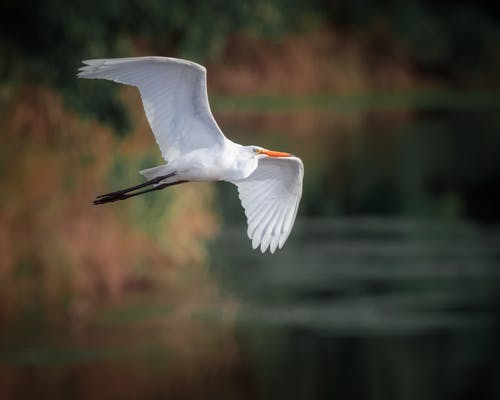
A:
[1,1,500,399]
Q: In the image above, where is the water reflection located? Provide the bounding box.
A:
[211,217,500,399]
[212,217,500,330]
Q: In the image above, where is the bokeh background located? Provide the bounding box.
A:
[1,1,500,399]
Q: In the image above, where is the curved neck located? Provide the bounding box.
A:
[223,142,258,182]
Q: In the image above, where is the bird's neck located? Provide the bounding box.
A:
[223,142,258,182]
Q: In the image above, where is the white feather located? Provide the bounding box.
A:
[78,56,225,162]
[233,156,303,253]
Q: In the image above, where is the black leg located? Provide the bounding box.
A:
[93,180,188,205]
[96,172,177,199]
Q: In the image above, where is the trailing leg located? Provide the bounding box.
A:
[93,171,189,205]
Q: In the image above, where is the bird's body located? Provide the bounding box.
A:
[160,141,256,182]
[78,56,303,253]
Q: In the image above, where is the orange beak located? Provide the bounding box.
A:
[259,149,292,157]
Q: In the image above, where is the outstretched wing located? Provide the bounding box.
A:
[233,156,304,253]
[78,56,225,161]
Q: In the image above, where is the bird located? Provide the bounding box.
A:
[77,57,303,253]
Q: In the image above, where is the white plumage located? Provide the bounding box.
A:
[236,157,303,253]
[78,56,303,253]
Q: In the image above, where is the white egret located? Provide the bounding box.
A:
[78,57,303,253]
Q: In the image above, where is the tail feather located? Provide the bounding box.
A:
[139,165,170,181]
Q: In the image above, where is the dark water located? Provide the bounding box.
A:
[1,98,500,399]
[211,218,500,399]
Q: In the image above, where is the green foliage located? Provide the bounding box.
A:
[320,1,500,82]
[1,0,499,133]
[0,0,317,133]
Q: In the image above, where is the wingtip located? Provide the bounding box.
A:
[260,235,272,253]
[81,59,107,66]
[76,64,99,78]
[269,239,278,254]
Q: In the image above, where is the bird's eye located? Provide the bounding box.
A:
[254,148,260,154]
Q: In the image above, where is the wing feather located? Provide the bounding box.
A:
[260,206,282,252]
[252,204,279,250]
[248,202,275,238]
[234,156,303,253]
[273,208,287,236]
[78,56,225,161]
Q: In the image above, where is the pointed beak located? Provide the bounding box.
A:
[259,149,293,157]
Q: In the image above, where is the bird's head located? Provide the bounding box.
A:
[235,145,294,179]
[250,146,293,158]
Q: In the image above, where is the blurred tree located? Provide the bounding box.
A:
[0,0,317,134]
[320,1,500,84]
[1,0,499,133]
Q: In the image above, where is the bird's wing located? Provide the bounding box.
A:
[77,57,225,161]
[233,156,304,253]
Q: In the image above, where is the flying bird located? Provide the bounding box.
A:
[78,57,303,253]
